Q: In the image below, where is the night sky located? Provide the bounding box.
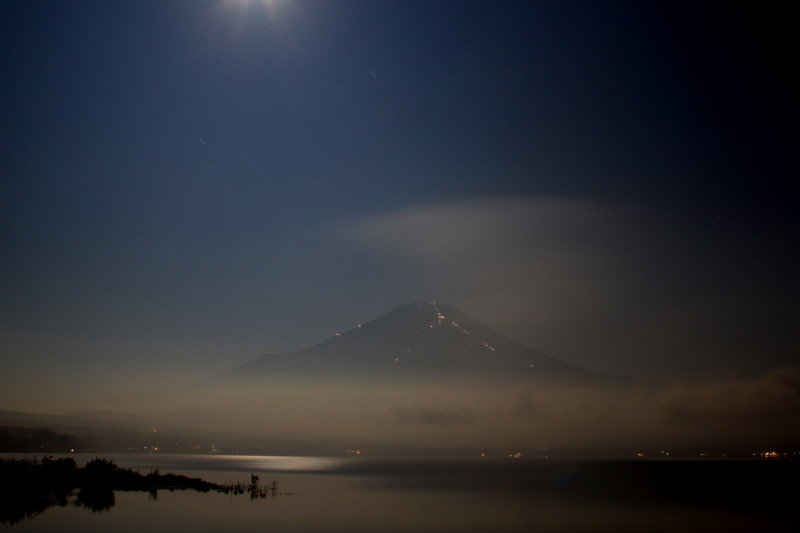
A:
[1,0,797,411]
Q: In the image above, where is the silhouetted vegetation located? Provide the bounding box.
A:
[0,456,281,524]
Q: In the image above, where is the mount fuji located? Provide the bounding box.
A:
[222,303,635,386]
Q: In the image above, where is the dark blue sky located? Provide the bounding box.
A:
[1,1,797,406]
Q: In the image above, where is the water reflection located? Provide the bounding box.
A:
[102,454,347,474]
[3,454,798,532]
[1,483,115,524]
[0,456,269,525]
[74,487,115,513]
[207,455,347,473]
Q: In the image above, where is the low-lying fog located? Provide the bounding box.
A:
[8,366,797,454]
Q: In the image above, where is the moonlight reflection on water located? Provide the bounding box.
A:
[2,454,797,533]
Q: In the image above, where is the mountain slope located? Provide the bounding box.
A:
[224,303,630,385]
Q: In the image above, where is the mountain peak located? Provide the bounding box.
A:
[223,303,631,386]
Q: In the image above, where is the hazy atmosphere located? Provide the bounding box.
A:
[1,1,798,455]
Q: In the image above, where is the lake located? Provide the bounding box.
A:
[2,454,797,532]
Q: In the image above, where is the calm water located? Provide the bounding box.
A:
[3,454,797,532]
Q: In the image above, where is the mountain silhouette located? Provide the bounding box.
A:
[223,303,633,385]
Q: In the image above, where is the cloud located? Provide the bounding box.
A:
[340,196,798,381]
[344,196,631,324]
[392,405,477,426]
[655,366,800,444]
[31,366,797,454]
[511,395,539,418]
[347,196,624,284]
[659,367,800,420]
[341,196,649,376]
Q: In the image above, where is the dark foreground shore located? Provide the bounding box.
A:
[0,456,276,524]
